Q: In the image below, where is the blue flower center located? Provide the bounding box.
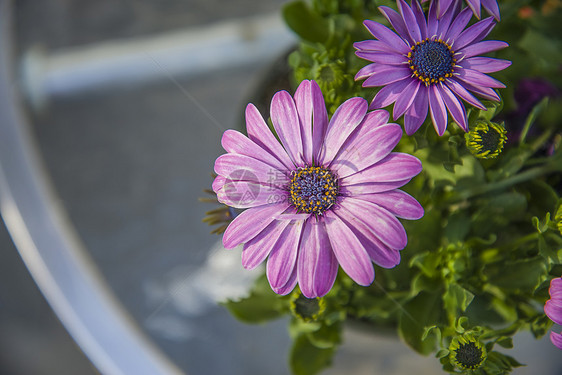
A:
[289,166,338,215]
[408,39,455,85]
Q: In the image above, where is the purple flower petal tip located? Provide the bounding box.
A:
[355,0,508,136]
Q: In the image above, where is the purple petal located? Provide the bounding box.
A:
[318,97,368,165]
[458,40,508,58]
[294,80,326,165]
[545,299,562,326]
[216,181,287,209]
[214,154,288,186]
[242,219,291,269]
[331,124,403,178]
[378,6,415,46]
[354,40,398,53]
[324,210,374,286]
[437,0,453,19]
[341,179,413,195]
[550,278,562,298]
[445,79,486,110]
[266,220,304,290]
[397,0,422,43]
[445,7,473,42]
[361,109,391,129]
[335,204,402,268]
[428,85,448,136]
[298,220,338,298]
[338,196,408,250]
[355,51,408,65]
[393,80,420,120]
[550,331,562,350]
[309,82,329,163]
[456,68,506,88]
[460,79,501,101]
[271,90,304,167]
[482,0,500,21]
[363,20,410,53]
[364,67,412,87]
[370,78,412,109]
[342,152,422,185]
[272,266,298,295]
[436,1,458,38]
[404,85,429,135]
[466,0,482,19]
[452,17,495,51]
[245,104,294,171]
[212,175,226,193]
[224,203,290,249]
[355,190,424,220]
[427,0,439,36]
[411,0,428,39]
[461,57,511,73]
[440,84,468,131]
[221,130,287,171]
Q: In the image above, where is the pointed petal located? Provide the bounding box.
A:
[445,78,486,110]
[466,0,482,19]
[370,78,411,109]
[456,68,506,88]
[355,51,408,65]
[545,299,562,326]
[550,331,562,350]
[217,180,287,209]
[356,190,424,220]
[354,40,398,53]
[363,20,410,53]
[428,85,448,136]
[242,219,291,269]
[341,179,413,195]
[404,85,429,135]
[338,197,408,249]
[221,130,286,171]
[223,203,290,249]
[436,1,458,38]
[411,0,428,39]
[445,7,473,42]
[298,220,338,298]
[461,80,501,101]
[214,154,288,189]
[482,0,500,21]
[437,0,453,18]
[294,80,327,165]
[461,57,511,73]
[267,220,304,289]
[272,266,298,295]
[318,97,368,165]
[212,175,226,193]
[364,67,412,87]
[393,80,420,120]
[331,124,403,178]
[397,0,422,42]
[335,203,402,268]
[427,0,439,36]
[324,210,374,286]
[245,104,294,171]
[378,6,415,45]
[440,84,468,131]
[271,90,304,166]
[342,152,422,184]
[458,40,508,59]
[452,17,495,51]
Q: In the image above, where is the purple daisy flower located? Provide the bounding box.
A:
[354,0,511,136]
[422,0,500,21]
[213,80,424,298]
[545,277,562,350]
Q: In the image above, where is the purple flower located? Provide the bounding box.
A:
[354,0,511,136]
[213,80,424,298]
[545,277,562,350]
[422,0,500,21]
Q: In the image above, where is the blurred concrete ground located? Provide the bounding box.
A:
[2,1,562,375]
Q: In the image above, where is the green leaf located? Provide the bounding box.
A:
[306,322,342,349]
[398,291,443,355]
[444,211,471,243]
[496,336,513,349]
[282,1,330,43]
[222,275,287,323]
[290,334,335,375]
[483,257,547,291]
[443,283,475,323]
[530,314,552,339]
[482,351,524,374]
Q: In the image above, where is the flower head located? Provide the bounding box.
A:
[545,276,562,350]
[354,0,510,136]
[422,0,501,21]
[213,80,424,298]
[449,335,487,370]
[465,120,507,158]
[290,290,326,322]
